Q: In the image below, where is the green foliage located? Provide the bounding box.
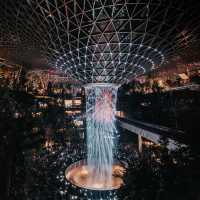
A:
[122,144,200,200]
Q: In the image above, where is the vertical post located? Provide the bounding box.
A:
[138,135,143,153]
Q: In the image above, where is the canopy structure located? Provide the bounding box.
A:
[0,0,200,84]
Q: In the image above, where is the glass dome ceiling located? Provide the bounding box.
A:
[0,0,200,84]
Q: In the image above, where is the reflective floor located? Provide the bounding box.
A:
[65,160,124,190]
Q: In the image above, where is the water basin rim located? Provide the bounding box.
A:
[84,83,119,89]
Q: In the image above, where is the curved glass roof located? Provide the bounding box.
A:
[0,0,200,84]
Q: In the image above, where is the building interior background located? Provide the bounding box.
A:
[0,1,200,200]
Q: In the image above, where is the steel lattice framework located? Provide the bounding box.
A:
[0,0,200,84]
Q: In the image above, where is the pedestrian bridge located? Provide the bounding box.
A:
[117,116,185,150]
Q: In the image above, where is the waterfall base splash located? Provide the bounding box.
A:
[65,160,125,190]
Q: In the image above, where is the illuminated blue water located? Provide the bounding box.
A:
[85,83,118,186]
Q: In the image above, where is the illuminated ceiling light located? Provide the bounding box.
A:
[33,1,187,84]
[48,12,53,18]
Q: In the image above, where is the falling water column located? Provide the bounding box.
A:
[85,83,118,188]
